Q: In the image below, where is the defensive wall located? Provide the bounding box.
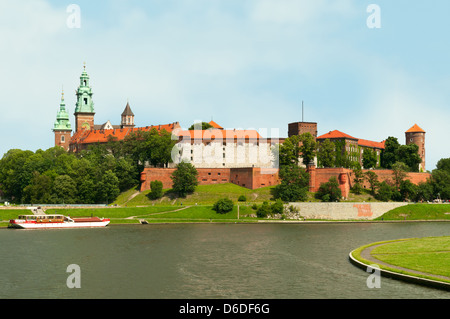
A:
[306,166,431,198]
[140,167,279,191]
[140,165,431,197]
[288,202,409,220]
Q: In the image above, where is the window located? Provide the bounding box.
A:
[84,98,88,105]
[61,135,65,143]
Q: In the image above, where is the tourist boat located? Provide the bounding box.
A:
[8,214,110,229]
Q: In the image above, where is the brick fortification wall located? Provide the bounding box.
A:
[306,167,431,198]
[140,167,279,191]
[140,166,430,197]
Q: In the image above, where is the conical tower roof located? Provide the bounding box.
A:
[406,124,425,133]
[122,102,134,116]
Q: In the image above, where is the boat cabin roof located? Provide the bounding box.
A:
[18,215,65,218]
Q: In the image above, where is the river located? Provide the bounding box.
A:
[0,222,448,299]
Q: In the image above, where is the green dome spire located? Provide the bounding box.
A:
[74,62,95,114]
[53,90,72,131]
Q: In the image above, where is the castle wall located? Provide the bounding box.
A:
[140,167,279,191]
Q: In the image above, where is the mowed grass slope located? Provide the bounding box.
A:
[371,237,450,282]
[123,183,276,206]
[376,204,450,220]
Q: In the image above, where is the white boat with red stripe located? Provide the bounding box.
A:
[8,214,110,229]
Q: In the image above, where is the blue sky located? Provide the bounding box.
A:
[0,0,449,170]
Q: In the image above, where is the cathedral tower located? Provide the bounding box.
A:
[74,63,95,132]
[405,124,426,172]
[53,90,72,150]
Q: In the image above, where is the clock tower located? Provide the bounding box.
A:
[74,63,95,132]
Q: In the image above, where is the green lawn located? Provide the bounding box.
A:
[371,237,450,278]
[375,204,450,220]
[351,237,450,284]
[121,183,277,206]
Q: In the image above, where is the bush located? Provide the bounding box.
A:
[238,195,247,202]
[251,203,258,210]
[271,199,284,215]
[212,198,234,214]
[148,180,163,200]
[256,201,272,218]
[316,176,342,202]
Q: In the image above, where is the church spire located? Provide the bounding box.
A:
[53,89,72,151]
[121,101,135,128]
[74,63,95,131]
[54,89,72,131]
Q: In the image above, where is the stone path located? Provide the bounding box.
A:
[124,206,191,220]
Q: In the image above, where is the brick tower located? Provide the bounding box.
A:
[74,63,95,132]
[405,124,426,171]
[53,90,72,150]
[288,122,318,139]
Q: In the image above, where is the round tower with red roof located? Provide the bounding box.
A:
[405,124,426,171]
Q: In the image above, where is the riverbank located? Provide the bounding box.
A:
[1,202,450,227]
[350,237,450,291]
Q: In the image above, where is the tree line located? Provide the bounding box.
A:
[0,128,175,204]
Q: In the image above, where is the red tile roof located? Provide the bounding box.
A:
[208,120,223,129]
[317,130,385,149]
[70,122,180,145]
[406,124,425,133]
[357,139,385,149]
[317,130,358,140]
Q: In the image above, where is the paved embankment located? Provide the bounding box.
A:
[288,202,408,220]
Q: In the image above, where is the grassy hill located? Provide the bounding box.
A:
[118,183,277,207]
[375,204,450,220]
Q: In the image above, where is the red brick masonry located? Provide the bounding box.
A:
[140,166,431,197]
[140,167,280,191]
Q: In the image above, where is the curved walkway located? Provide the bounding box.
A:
[350,242,450,291]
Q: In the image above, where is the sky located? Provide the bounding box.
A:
[0,0,449,171]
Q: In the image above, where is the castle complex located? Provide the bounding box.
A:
[53,66,429,197]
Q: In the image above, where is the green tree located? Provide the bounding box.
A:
[391,161,408,190]
[396,144,422,172]
[97,170,120,204]
[171,162,199,197]
[317,139,335,168]
[376,181,393,202]
[362,148,377,169]
[351,167,364,195]
[22,171,53,204]
[149,180,164,200]
[212,198,234,214]
[364,171,379,195]
[256,201,272,218]
[275,164,309,202]
[188,122,214,130]
[53,175,77,204]
[400,179,418,202]
[278,135,300,167]
[298,132,317,166]
[316,176,342,202]
[381,137,400,169]
[0,149,34,202]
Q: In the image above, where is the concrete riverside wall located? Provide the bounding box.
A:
[287,202,409,220]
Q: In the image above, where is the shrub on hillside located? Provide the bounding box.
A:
[315,176,342,202]
[238,195,247,202]
[213,198,234,214]
[149,180,163,200]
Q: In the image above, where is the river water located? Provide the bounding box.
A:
[0,222,449,299]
